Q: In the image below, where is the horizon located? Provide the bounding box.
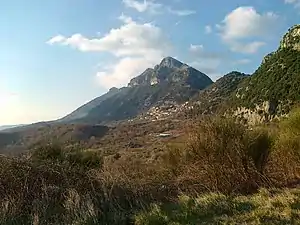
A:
[1,0,299,126]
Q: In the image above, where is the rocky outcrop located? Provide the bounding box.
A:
[280,24,300,51]
[233,101,289,125]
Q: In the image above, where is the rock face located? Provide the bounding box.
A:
[61,57,213,124]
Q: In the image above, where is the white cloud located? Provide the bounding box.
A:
[48,15,171,89]
[167,7,196,16]
[47,35,66,45]
[97,57,156,88]
[205,25,212,34]
[48,16,170,58]
[219,7,278,40]
[122,0,162,13]
[217,7,278,54]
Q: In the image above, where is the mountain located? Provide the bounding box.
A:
[61,57,213,124]
[232,24,300,123]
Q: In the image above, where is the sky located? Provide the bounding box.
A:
[0,0,299,125]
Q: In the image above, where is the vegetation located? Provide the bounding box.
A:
[0,108,299,224]
[235,48,300,111]
[189,71,248,116]
[136,188,300,225]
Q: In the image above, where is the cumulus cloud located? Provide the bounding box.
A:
[48,15,171,89]
[217,7,278,54]
[96,57,155,88]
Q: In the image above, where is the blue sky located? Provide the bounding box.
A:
[0,0,299,125]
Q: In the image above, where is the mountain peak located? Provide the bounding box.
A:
[280,24,300,51]
[128,57,212,88]
[159,57,184,68]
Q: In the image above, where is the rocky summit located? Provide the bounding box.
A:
[128,57,212,90]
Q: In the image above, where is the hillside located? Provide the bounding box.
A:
[190,71,249,116]
[234,25,300,120]
[0,124,109,154]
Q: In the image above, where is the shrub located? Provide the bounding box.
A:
[164,116,274,193]
[267,109,300,185]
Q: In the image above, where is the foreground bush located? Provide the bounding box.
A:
[164,117,274,193]
[267,109,300,186]
[135,188,300,225]
[0,146,148,225]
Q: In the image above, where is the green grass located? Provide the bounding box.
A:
[135,188,300,225]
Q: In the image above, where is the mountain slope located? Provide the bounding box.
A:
[62,57,213,124]
[61,87,121,122]
[190,71,249,116]
[231,24,300,123]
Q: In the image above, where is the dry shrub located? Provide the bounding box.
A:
[267,110,300,186]
[164,116,274,193]
[0,145,142,225]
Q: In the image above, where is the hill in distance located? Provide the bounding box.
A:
[0,125,24,132]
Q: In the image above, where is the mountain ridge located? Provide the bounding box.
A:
[60,56,213,124]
